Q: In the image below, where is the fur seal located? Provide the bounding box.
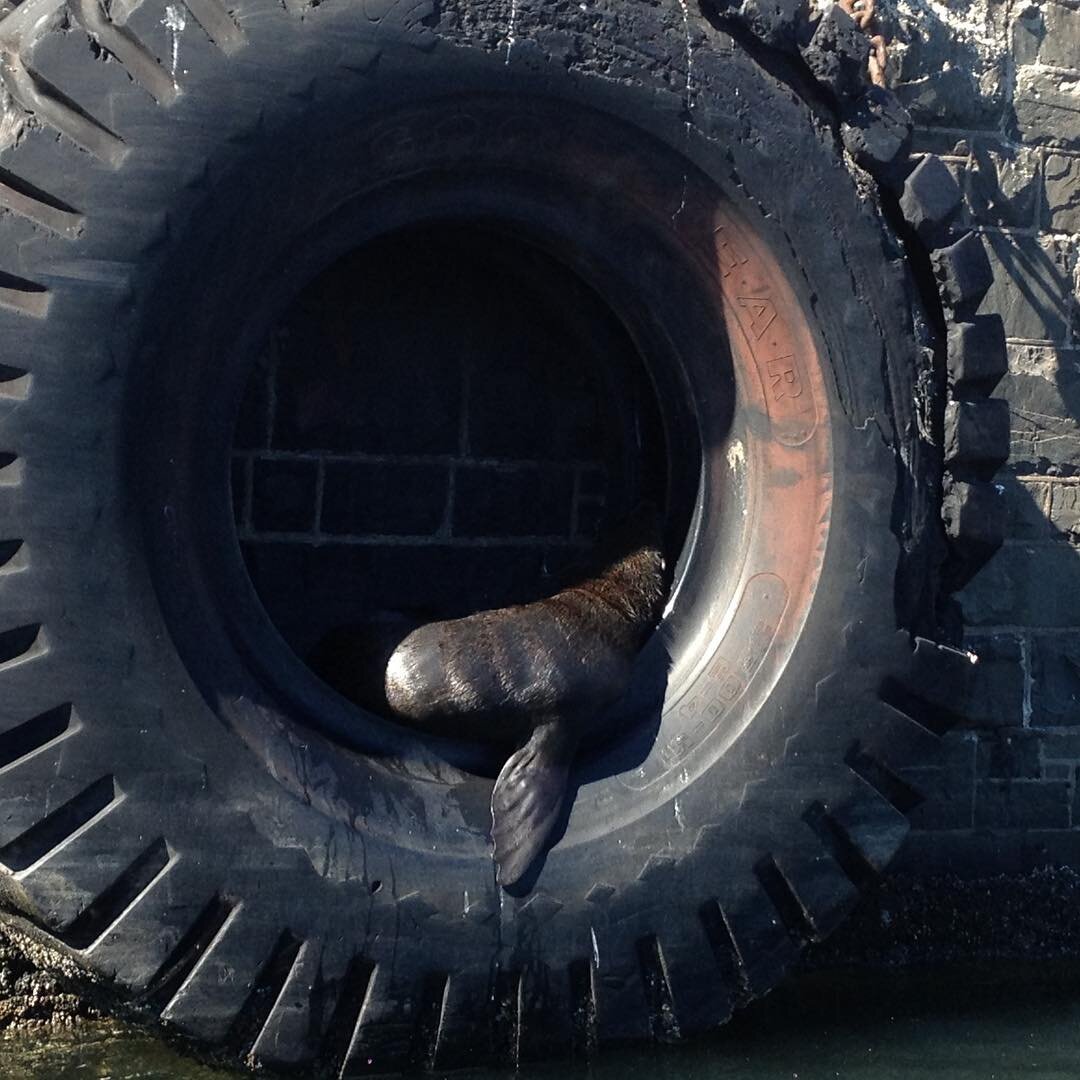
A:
[384,504,667,885]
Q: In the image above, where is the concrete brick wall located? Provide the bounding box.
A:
[886,0,1080,874]
[230,227,654,657]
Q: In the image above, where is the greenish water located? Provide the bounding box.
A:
[4,964,1080,1079]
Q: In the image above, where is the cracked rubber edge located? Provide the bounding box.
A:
[702,0,1009,601]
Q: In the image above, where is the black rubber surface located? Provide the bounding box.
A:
[0,0,1002,1071]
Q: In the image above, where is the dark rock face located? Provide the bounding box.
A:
[806,866,1080,968]
[0,917,113,1033]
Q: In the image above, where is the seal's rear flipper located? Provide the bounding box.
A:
[491,722,578,887]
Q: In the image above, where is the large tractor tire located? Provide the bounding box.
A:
[0,0,1006,1070]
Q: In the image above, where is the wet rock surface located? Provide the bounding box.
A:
[0,917,114,1034]
[808,866,1080,968]
[7,870,1080,1076]
[7,867,1080,1041]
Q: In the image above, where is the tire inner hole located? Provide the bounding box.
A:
[231,223,670,724]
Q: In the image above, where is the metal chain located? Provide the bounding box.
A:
[837,0,888,87]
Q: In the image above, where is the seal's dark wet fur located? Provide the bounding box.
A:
[385,503,667,884]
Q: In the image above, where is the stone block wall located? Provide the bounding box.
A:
[886,0,1080,874]
[229,228,655,657]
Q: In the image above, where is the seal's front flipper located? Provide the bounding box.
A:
[491,721,578,887]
